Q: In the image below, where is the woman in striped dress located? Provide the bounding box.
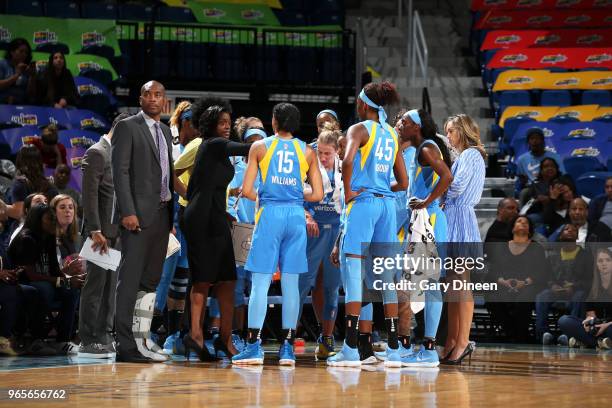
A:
[442,114,486,365]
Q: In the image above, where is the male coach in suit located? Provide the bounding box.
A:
[112,81,174,363]
[77,112,130,359]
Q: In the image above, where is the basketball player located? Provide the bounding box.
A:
[232,103,323,366]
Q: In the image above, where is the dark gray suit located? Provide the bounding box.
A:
[111,111,174,354]
[79,136,119,346]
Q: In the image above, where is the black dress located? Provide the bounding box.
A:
[181,137,251,283]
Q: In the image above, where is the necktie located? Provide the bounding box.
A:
[154,122,169,201]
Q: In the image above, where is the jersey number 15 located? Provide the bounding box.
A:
[276,150,295,174]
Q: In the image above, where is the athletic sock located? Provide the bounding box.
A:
[399,335,411,349]
[247,328,261,344]
[423,337,436,350]
[358,333,373,357]
[345,315,359,348]
[281,329,295,345]
[385,318,399,349]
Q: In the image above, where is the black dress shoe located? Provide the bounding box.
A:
[115,350,154,363]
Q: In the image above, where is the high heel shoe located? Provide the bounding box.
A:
[214,337,236,359]
[440,347,455,363]
[441,343,475,365]
[183,335,218,362]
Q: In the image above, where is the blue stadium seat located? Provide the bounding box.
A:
[47,108,71,129]
[67,109,110,133]
[74,75,116,106]
[549,115,579,123]
[81,2,117,19]
[540,90,571,107]
[498,91,531,115]
[58,129,101,150]
[564,156,605,180]
[594,114,612,122]
[80,68,113,87]
[503,116,535,147]
[581,90,611,107]
[8,105,51,128]
[158,6,195,23]
[480,49,497,69]
[6,0,43,16]
[45,1,79,18]
[0,126,41,154]
[576,172,612,199]
[0,105,18,129]
[119,3,154,21]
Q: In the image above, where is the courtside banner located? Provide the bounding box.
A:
[471,0,612,11]
[481,29,612,51]
[487,48,612,69]
[475,9,612,29]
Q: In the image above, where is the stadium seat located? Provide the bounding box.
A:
[79,94,111,116]
[563,156,605,180]
[581,90,611,107]
[74,75,116,106]
[81,2,117,19]
[80,69,113,87]
[119,3,154,21]
[80,45,115,61]
[5,0,43,16]
[0,105,18,129]
[540,90,571,107]
[503,116,535,147]
[9,105,52,128]
[58,129,101,150]
[498,91,531,116]
[158,6,195,23]
[594,114,612,122]
[549,115,579,123]
[67,109,110,133]
[0,126,42,154]
[480,49,497,69]
[45,1,79,18]
[47,108,71,129]
[576,172,612,199]
[35,43,70,55]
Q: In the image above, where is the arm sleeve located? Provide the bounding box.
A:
[81,148,104,232]
[111,120,136,217]
[222,139,252,157]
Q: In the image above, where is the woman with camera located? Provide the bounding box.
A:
[558,247,612,349]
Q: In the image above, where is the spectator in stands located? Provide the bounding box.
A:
[520,157,561,208]
[0,38,35,105]
[31,51,78,109]
[51,194,82,261]
[485,198,518,243]
[31,124,68,169]
[541,176,576,236]
[8,204,82,354]
[548,198,611,243]
[9,192,47,245]
[4,145,58,222]
[588,176,612,230]
[515,128,565,196]
[486,215,551,343]
[558,247,612,349]
[53,164,82,219]
[535,223,592,345]
[0,265,21,355]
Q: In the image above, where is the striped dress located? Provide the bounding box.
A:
[444,147,486,243]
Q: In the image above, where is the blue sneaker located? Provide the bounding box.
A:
[399,343,414,358]
[163,332,179,354]
[383,346,402,368]
[278,340,296,366]
[327,341,361,367]
[232,334,245,353]
[232,340,264,365]
[401,348,439,368]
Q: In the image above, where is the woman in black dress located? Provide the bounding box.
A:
[181,105,252,360]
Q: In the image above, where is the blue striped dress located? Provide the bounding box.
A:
[444,147,486,243]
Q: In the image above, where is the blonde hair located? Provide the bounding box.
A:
[445,114,486,159]
[50,194,78,242]
[234,116,263,140]
[169,101,192,129]
[317,122,342,149]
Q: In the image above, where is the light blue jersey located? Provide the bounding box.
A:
[257,136,308,206]
[228,157,258,223]
[350,120,399,198]
[305,169,341,226]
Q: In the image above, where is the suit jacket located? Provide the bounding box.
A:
[111,111,174,229]
[81,136,118,239]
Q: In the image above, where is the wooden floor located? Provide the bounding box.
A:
[1,344,611,407]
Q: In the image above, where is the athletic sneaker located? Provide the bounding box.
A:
[232,340,264,365]
[232,334,246,353]
[278,340,296,366]
[542,332,555,346]
[55,341,79,356]
[163,332,179,354]
[78,343,115,359]
[327,341,361,367]
[383,346,402,368]
[358,340,378,365]
[401,348,440,368]
[569,337,584,348]
[375,343,412,361]
[557,334,569,347]
[597,337,611,350]
[315,335,336,360]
